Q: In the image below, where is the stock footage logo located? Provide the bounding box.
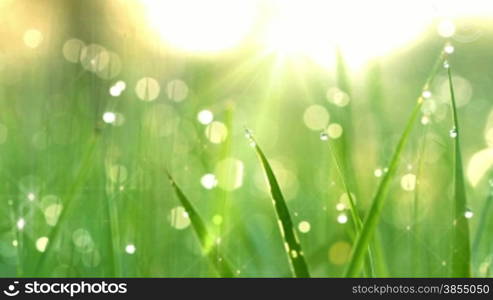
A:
[3,281,20,297]
[1,280,128,298]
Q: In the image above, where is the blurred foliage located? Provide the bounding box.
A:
[1,0,493,277]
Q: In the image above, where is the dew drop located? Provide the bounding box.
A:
[374,168,383,177]
[464,209,474,219]
[449,127,458,138]
[444,43,455,54]
[422,90,432,99]
[244,128,256,146]
[244,128,253,140]
[443,60,450,69]
[320,132,329,141]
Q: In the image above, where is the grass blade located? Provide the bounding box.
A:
[345,49,446,277]
[166,171,234,277]
[447,66,471,277]
[472,173,493,256]
[35,131,100,274]
[248,133,310,278]
[325,138,375,276]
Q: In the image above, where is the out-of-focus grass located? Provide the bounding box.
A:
[447,66,471,277]
[250,135,310,277]
[345,48,446,277]
[1,0,493,278]
[167,172,234,277]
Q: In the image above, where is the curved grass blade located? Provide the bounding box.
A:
[166,171,234,278]
[325,138,375,276]
[472,173,493,256]
[248,133,310,278]
[447,66,471,277]
[345,49,446,277]
[35,132,100,274]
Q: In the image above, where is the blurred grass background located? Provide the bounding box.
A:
[1,0,493,277]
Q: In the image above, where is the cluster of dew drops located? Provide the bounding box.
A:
[420,41,457,139]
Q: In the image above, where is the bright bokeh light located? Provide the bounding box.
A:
[298,221,311,233]
[23,29,43,48]
[400,173,417,191]
[16,218,25,230]
[125,244,136,254]
[200,173,218,190]
[303,105,329,131]
[36,237,49,253]
[197,110,214,125]
[264,0,434,68]
[102,112,116,124]
[141,0,258,53]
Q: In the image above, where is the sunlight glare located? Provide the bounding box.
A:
[142,0,258,53]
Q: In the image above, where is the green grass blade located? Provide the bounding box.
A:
[325,139,375,276]
[472,174,493,255]
[166,171,234,277]
[249,135,310,278]
[345,103,422,277]
[345,49,446,277]
[35,131,101,274]
[447,66,471,277]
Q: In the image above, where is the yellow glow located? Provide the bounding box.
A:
[329,241,351,265]
[467,148,493,187]
[142,0,258,53]
[264,0,435,68]
[140,0,493,66]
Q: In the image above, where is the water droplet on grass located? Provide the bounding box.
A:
[465,209,474,219]
[444,43,455,54]
[320,132,329,141]
[449,127,458,138]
